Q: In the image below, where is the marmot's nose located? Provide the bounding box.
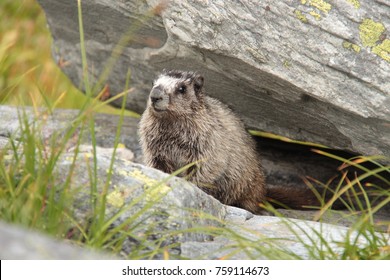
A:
[150,87,163,104]
[151,96,162,104]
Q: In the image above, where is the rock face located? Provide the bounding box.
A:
[37,0,390,157]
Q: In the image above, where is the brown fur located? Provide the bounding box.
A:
[139,70,266,214]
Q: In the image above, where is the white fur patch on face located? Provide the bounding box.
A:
[154,75,180,92]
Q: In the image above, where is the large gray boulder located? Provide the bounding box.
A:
[37,0,390,157]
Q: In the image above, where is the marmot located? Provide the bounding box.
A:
[139,70,320,214]
[139,69,266,214]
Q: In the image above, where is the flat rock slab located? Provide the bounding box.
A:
[37,0,390,157]
[182,207,390,259]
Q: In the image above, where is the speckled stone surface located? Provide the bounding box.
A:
[37,0,390,157]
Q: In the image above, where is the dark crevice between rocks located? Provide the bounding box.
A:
[254,134,390,214]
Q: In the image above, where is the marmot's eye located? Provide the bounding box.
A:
[178,85,186,94]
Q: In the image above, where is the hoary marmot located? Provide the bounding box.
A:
[139,70,320,214]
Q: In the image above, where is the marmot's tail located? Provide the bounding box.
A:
[266,185,345,210]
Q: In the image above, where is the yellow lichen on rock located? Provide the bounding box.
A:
[309,11,322,20]
[346,0,360,9]
[294,10,308,23]
[373,39,390,62]
[309,0,332,14]
[107,188,125,208]
[296,0,332,23]
[359,18,389,62]
[129,169,171,201]
[129,169,160,188]
[342,41,361,53]
[283,60,292,68]
[117,169,131,177]
[359,19,386,47]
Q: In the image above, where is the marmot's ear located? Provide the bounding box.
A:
[194,75,204,94]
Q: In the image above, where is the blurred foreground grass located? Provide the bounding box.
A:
[0,0,128,114]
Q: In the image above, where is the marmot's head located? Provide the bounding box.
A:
[148,70,205,116]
